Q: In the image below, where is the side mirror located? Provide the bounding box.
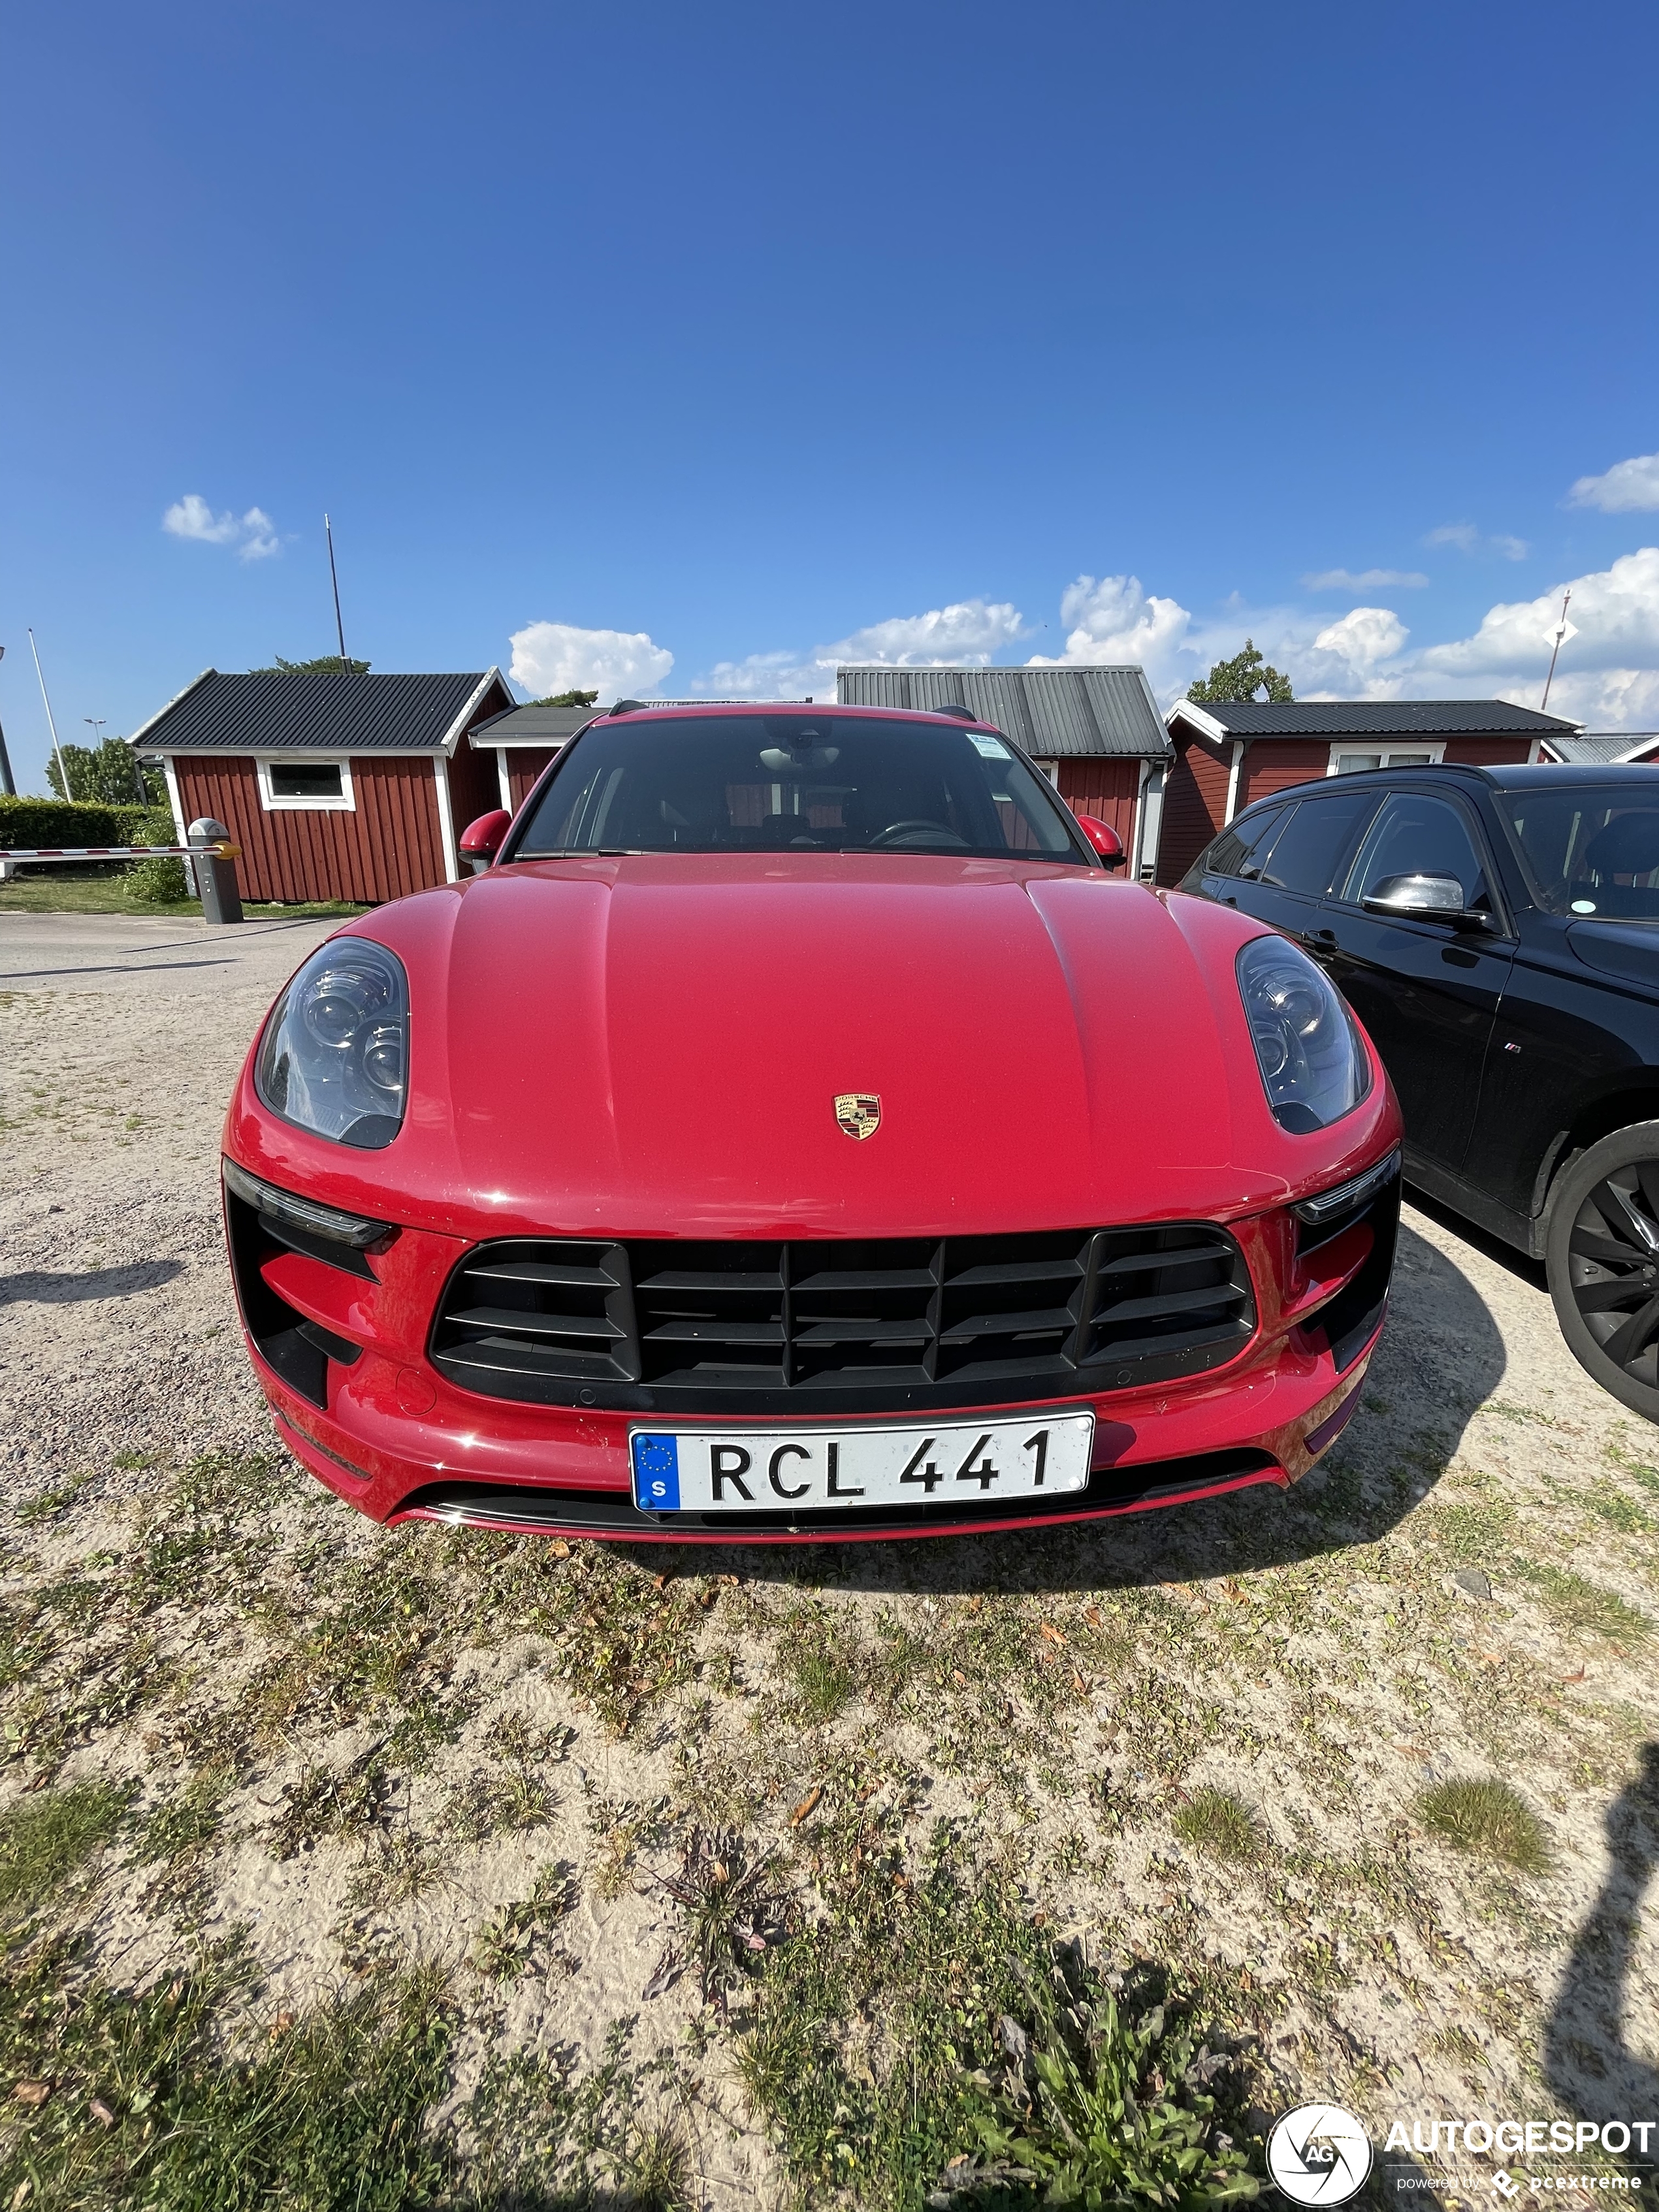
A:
[1075,812,1128,869]
[1361,871,1490,927]
[458,809,512,874]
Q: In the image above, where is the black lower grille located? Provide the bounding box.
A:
[392,1451,1281,1536]
[430,1224,1256,1415]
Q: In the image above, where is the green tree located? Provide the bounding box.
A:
[249,654,372,675]
[44,738,165,805]
[536,688,598,708]
[1187,639,1293,704]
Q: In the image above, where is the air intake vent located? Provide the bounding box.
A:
[430,1224,1255,1415]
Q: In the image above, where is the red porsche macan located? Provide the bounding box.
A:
[222,701,1403,1543]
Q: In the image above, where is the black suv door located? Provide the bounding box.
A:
[1318,789,1515,1170]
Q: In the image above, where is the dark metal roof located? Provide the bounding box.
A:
[1168,698,1579,738]
[131,669,507,754]
[470,700,597,748]
[837,664,1169,758]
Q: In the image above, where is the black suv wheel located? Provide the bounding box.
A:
[1547,1120,1659,1424]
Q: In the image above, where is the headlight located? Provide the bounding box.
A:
[1236,935,1369,1133]
[255,937,409,1148]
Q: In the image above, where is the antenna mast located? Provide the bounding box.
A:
[27,630,71,801]
[1541,588,1575,714]
[325,513,350,671]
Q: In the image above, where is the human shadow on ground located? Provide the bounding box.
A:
[1543,1743,1659,2157]
[0,1260,185,1305]
[713,1217,1509,1600]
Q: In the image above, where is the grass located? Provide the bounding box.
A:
[0,1783,130,1916]
[0,1939,453,2212]
[1172,1788,1263,1865]
[741,1814,1260,2212]
[968,1961,1259,2208]
[0,873,362,920]
[1418,1778,1551,1874]
[1515,1562,1652,1646]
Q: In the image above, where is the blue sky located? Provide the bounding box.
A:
[5,0,1658,789]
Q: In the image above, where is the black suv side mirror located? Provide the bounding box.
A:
[1361,872,1496,931]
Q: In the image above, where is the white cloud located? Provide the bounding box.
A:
[1426,522,1530,561]
[507,620,674,703]
[237,507,280,561]
[1409,548,1659,726]
[1568,451,1659,514]
[1027,573,1197,697]
[1302,567,1428,590]
[162,493,283,562]
[835,599,1024,665]
[163,493,240,545]
[688,598,1024,701]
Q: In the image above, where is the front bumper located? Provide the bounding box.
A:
[225,1170,1392,1544]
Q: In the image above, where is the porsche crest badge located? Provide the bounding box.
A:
[834,1092,882,1142]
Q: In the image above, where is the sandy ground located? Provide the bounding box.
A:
[2,908,1656,2207]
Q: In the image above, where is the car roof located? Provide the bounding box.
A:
[602,700,1002,731]
[1232,761,1659,814]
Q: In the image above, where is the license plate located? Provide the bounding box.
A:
[629,1412,1095,1515]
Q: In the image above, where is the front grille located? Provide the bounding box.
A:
[429,1225,1256,1415]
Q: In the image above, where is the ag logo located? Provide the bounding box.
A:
[1266,2104,1373,2205]
[834,1093,882,1142]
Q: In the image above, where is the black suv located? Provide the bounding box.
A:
[1181,764,1659,1420]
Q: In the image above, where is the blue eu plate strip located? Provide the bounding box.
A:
[633,1433,680,1511]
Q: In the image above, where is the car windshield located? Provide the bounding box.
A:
[1501,786,1659,922]
[509,713,1089,861]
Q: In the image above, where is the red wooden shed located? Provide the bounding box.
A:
[129,667,514,905]
[1155,698,1583,886]
[466,697,602,810]
[836,663,1172,873]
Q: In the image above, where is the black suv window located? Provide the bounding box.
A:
[1502,788,1659,920]
[1342,793,1494,912]
[1192,803,1289,885]
[1255,790,1380,895]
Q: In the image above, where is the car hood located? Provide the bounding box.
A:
[236,856,1389,1238]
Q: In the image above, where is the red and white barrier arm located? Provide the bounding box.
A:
[0,841,240,861]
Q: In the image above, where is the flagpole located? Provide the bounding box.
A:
[27,629,71,801]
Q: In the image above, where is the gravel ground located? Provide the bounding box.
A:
[2,908,1656,2209]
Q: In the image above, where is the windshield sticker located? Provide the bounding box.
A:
[1571,899,1598,913]
[970,733,1010,759]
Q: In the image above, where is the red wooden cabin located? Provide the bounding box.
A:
[1156,699,1583,887]
[129,669,515,905]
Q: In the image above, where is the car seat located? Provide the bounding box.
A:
[1575,812,1659,918]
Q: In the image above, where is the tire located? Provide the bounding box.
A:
[1545,1119,1659,1424]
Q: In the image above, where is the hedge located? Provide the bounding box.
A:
[0,797,175,850]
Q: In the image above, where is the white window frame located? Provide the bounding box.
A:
[256,755,356,812]
[1325,741,1445,777]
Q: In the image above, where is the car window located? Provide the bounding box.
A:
[1186,803,1288,886]
[1500,789,1659,921]
[1255,791,1381,895]
[511,713,1087,861]
[1341,793,1493,912]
